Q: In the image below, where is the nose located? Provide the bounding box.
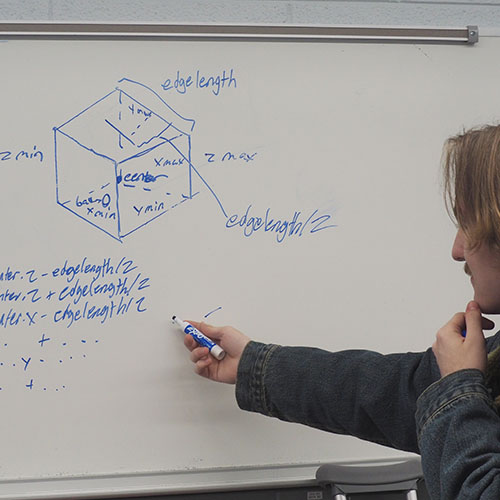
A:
[452,229,466,262]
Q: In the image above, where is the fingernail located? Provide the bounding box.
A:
[467,301,479,311]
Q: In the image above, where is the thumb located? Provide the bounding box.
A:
[464,301,485,344]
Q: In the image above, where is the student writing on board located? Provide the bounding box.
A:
[184,124,500,500]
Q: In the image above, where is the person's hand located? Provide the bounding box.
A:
[433,301,495,377]
[183,321,251,384]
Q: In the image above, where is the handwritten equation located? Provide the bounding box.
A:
[226,205,337,243]
[0,257,150,392]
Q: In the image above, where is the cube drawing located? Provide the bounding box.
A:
[54,78,196,242]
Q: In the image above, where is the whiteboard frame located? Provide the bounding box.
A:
[0,22,480,499]
[0,22,478,43]
[0,458,419,499]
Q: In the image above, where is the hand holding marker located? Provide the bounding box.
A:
[180,319,251,384]
[172,316,226,360]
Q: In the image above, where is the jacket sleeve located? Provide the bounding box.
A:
[235,341,440,453]
[416,369,500,500]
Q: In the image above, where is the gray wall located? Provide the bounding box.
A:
[1,0,500,32]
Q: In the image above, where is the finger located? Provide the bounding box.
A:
[183,334,198,351]
[187,320,224,341]
[464,301,486,343]
[444,312,466,336]
[190,347,210,363]
[482,316,495,330]
[195,356,212,375]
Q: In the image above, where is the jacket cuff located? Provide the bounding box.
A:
[416,369,493,437]
[235,341,279,415]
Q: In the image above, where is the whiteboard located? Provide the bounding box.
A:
[0,34,497,498]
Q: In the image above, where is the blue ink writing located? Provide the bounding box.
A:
[205,151,258,164]
[226,205,337,243]
[0,146,44,164]
[161,69,237,96]
[0,256,151,391]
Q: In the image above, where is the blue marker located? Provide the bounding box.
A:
[172,316,225,360]
[461,329,467,338]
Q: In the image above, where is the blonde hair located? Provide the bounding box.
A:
[443,124,500,250]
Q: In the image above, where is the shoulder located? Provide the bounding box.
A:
[486,330,500,352]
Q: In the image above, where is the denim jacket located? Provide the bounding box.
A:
[235,333,500,499]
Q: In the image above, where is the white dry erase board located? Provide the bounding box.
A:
[0,26,497,498]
